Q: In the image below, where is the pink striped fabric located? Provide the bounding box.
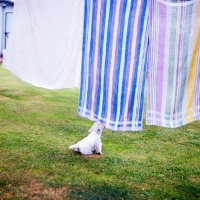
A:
[146,0,200,127]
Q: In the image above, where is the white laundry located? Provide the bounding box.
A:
[2,0,84,89]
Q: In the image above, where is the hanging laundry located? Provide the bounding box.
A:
[3,0,199,131]
[2,0,84,89]
[146,0,200,127]
[78,0,148,131]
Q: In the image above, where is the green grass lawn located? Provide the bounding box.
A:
[0,67,199,199]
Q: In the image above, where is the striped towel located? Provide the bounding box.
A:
[78,0,148,131]
[146,0,200,127]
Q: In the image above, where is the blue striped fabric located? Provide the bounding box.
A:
[78,0,148,131]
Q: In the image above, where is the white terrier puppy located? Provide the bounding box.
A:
[69,121,104,155]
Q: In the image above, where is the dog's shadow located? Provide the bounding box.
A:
[73,150,103,158]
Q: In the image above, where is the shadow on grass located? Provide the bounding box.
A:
[0,89,25,100]
[68,182,142,199]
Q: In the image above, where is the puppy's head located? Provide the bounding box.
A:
[89,121,104,134]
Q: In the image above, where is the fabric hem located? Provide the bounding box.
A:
[146,115,200,128]
[156,0,199,6]
[78,107,143,132]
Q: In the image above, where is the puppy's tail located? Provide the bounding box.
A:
[69,144,77,150]
[69,144,80,153]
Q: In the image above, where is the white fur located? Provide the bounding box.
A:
[69,131,102,155]
[88,121,104,134]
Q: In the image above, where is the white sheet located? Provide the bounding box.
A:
[2,0,84,89]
